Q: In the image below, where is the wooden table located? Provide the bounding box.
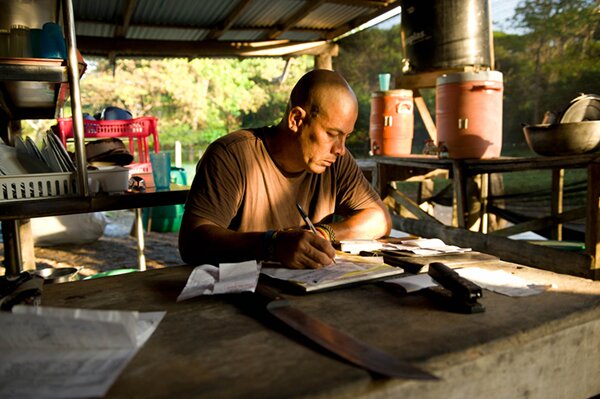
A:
[374,154,600,279]
[41,260,600,398]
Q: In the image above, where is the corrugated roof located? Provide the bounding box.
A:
[72,0,400,58]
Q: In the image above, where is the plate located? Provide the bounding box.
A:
[47,131,75,171]
[41,136,64,172]
[26,136,44,161]
[560,94,600,123]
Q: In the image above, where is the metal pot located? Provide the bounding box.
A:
[34,267,80,284]
[522,121,600,156]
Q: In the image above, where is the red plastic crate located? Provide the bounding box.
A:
[54,116,160,164]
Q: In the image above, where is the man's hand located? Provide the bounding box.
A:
[273,229,336,269]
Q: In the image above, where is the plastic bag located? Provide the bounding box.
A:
[31,212,108,246]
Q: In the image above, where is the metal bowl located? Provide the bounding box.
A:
[522,121,600,156]
[35,267,80,284]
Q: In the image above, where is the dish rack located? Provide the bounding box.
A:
[0,172,76,201]
[53,116,160,187]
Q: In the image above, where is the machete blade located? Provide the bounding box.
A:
[265,299,438,380]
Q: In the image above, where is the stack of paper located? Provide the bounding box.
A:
[0,305,164,399]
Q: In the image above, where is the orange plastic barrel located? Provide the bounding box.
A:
[435,71,503,158]
[369,89,414,156]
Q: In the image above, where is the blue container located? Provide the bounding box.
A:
[142,167,187,232]
[40,22,67,59]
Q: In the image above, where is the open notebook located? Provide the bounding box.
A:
[260,253,406,293]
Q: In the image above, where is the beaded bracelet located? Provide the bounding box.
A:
[314,223,335,242]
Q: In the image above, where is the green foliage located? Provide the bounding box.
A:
[496,0,600,146]
[78,56,313,156]
[333,25,404,156]
[74,0,599,160]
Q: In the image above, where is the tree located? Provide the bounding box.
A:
[334,24,405,156]
[77,56,313,161]
[509,0,600,123]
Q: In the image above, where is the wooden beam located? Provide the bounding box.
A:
[115,0,138,38]
[267,0,327,40]
[388,186,440,223]
[325,1,400,40]
[390,215,594,278]
[328,0,393,7]
[413,89,437,142]
[75,19,330,37]
[76,36,337,58]
[207,0,254,40]
[490,207,586,237]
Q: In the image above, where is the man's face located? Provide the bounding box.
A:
[298,99,357,174]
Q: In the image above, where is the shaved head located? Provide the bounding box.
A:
[288,69,358,121]
[269,69,358,175]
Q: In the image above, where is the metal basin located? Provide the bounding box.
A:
[522,121,600,156]
[35,267,80,284]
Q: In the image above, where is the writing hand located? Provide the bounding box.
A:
[273,229,336,269]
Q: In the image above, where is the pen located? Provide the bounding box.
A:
[296,203,336,264]
[296,203,318,235]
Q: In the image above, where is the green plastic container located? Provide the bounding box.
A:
[142,167,187,232]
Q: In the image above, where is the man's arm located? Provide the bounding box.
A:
[324,198,391,241]
[178,213,336,268]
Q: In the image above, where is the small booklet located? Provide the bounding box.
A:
[260,253,405,293]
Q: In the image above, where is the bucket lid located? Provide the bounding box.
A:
[372,89,413,97]
[437,70,503,85]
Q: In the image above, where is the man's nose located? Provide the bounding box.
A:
[333,136,346,156]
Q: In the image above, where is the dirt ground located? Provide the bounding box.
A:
[0,210,183,279]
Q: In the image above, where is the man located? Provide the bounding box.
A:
[179,69,391,269]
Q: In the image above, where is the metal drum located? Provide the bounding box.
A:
[400,0,493,73]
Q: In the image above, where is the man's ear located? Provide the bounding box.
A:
[288,106,307,133]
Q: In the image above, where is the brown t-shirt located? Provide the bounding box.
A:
[185,127,381,232]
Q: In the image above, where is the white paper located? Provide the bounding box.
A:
[261,254,387,287]
[339,239,384,254]
[382,238,471,256]
[0,306,165,399]
[177,260,260,301]
[385,273,438,293]
[456,267,555,297]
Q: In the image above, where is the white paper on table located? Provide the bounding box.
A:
[382,238,471,256]
[384,273,438,293]
[339,239,384,254]
[177,260,260,301]
[0,306,165,399]
[456,267,556,297]
[261,254,386,287]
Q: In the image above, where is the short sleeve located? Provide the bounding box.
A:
[184,141,244,228]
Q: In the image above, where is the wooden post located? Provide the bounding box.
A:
[452,160,467,228]
[551,168,564,240]
[314,53,332,70]
[587,162,600,278]
[480,173,489,234]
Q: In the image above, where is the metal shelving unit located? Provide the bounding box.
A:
[0,0,89,276]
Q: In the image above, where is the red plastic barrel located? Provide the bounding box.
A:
[369,89,414,156]
[436,71,503,158]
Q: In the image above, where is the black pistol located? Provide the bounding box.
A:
[427,262,485,314]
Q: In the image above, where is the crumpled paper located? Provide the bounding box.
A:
[177,261,260,301]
